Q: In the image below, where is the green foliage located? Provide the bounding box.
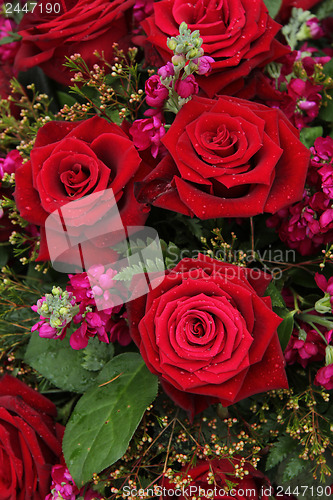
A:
[319,90,333,122]
[61,49,144,124]
[315,0,333,20]
[63,353,158,485]
[266,435,299,470]
[25,334,114,393]
[263,0,282,18]
[161,240,182,269]
[300,126,324,148]
[275,308,296,351]
[281,8,315,50]
[0,79,55,157]
[81,337,114,372]
[0,269,45,353]
[282,454,307,481]
[113,257,165,282]
[265,282,286,309]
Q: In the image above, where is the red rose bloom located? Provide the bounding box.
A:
[128,254,288,417]
[141,0,289,97]
[135,95,310,219]
[14,0,135,86]
[14,116,150,261]
[0,374,63,500]
[161,457,271,500]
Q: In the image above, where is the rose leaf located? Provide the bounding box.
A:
[62,353,158,486]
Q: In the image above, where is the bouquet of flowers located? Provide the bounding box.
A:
[1,0,333,498]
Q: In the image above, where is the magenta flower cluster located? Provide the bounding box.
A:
[46,465,101,500]
[32,266,131,350]
[268,136,333,255]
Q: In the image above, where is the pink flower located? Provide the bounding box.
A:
[0,17,20,64]
[145,74,169,107]
[109,317,131,346]
[129,116,166,158]
[289,79,322,129]
[267,78,322,130]
[46,464,102,500]
[319,164,333,198]
[174,74,199,98]
[311,136,333,165]
[70,311,110,350]
[133,0,154,24]
[315,273,333,309]
[158,62,174,80]
[306,17,324,39]
[267,189,333,255]
[0,150,23,178]
[285,323,326,368]
[314,364,333,390]
[193,55,215,75]
[45,465,79,500]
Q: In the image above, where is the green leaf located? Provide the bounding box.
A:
[319,90,333,122]
[56,91,78,108]
[263,0,282,18]
[282,455,306,481]
[163,241,182,269]
[0,33,22,45]
[63,353,158,486]
[81,337,114,372]
[299,126,323,148]
[265,282,286,309]
[113,257,164,281]
[314,0,333,20]
[25,334,114,393]
[0,245,9,268]
[266,436,298,470]
[275,308,295,351]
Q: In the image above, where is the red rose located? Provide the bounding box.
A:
[141,0,289,97]
[14,116,150,261]
[135,95,310,219]
[14,0,135,86]
[0,374,63,499]
[161,457,271,500]
[128,254,288,417]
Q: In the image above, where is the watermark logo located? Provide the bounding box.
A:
[45,189,166,310]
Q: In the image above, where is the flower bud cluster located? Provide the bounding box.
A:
[145,22,214,115]
[31,286,79,339]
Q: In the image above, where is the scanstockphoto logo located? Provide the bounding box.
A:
[45,189,166,311]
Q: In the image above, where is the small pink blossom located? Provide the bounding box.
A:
[193,55,215,75]
[145,75,169,107]
[133,0,154,24]
[319,164,333,198]
[306,18,324,39]
[267,189,333,255]
[285,323,326,368]
[45,465,101,500]
[129,116,166,158]
[311,136,333,165]
[315,273,333,310]
[0,17,19,64]
[174,74,199,98]
[109,317,131,346]
[0,150,23,178]
[314,364,333,390]
[158,62,175,80]
[45,465,79,500]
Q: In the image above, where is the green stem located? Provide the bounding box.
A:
[298,313,333,330]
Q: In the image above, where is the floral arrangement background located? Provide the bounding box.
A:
[0,0,333,498]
